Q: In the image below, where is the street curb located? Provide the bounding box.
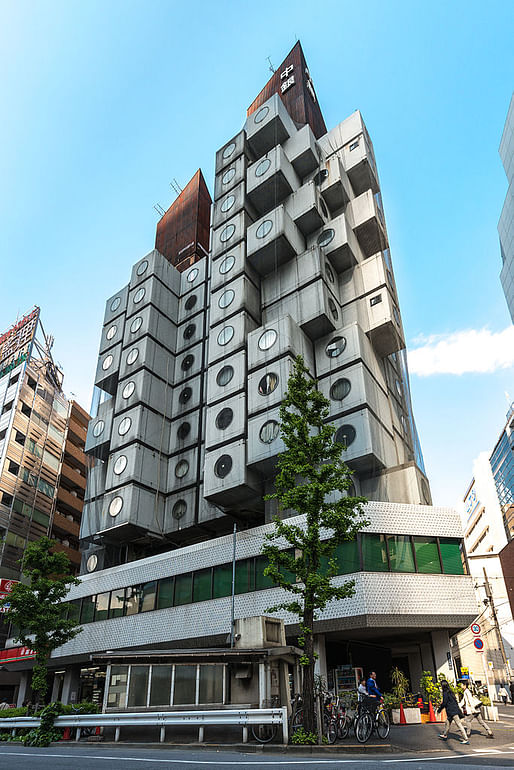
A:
[45,740,394,754]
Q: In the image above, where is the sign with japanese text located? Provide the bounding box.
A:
[0,647,36,664]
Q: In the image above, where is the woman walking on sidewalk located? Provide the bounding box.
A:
[459,682,493,739]
[437,681,469,744]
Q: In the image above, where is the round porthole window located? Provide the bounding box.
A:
[220,194,235,213]
[185,294,197,311]
[106,324,117,340]
[314,169,329,185]
[179,387,192,405]
[216,365,234,386]
[216,407,233,430]
[325,264,335,283]
[214,454,232,478]
[258,372,279,395]
[217,326,234,346]
[181,354,194,371]
[335,425,356,447]
[259,420,280,444]
[136,259,149,276]
[133,287,145,304]
[325,337,346,358]
[130,316,143,334]
[113,455,127,475]
[183,323,196,340]
[218,289,235,309]
[222,141,236,159]
[109,496,123,517]
[318,228,335,248]
[220,224,236,243]
[328,298,339,321]
[86,554,98,572]
[256,219,273,239]
[222,167,236,185]
[172,499,187,519]
[258,329,277,351]
[122,381,135,399]
[102,354,113,371]
[118,417,132,436]
[254,105,269,124]
[330,378,351,401]
[177,422,191,440]
[126,348,139,365]
[219,255,235,275]
[187,267,199,283]
[110,297,121,312]
[395,379,402,398]
[255,158,271,177]
[175,459,189,478]
[93,419,105,438]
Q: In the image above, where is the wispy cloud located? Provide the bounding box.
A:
[408,326,514,376]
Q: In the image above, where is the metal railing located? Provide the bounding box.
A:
[0,706,288,744]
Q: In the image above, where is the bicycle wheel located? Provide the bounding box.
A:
[376,709,390,739]
[251,724,277,743]
[323,716,337,744]
[355,711,373,743]
[337,714,350,739]
[291,707,303,734]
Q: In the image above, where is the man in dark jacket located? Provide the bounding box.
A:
[438,681,469,744]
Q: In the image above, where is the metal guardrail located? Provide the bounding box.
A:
[0,707,289,744]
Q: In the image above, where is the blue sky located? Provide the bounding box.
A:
[0,0,513,506]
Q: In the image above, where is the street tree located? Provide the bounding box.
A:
[262,356,368,737]
[0,537,81,705]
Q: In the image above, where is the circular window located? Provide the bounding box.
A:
[93,419,105,438]
[325,264,335,284]
[109,496,123,517]
[118,417,132,436]
[183,323,196,340]
[216,407,233,430]
[220,224,236,243]
[172,499,187,519]
[314,169,329,185]
[328,298,339,321]
[222,167,236,185]
[137,259,149,276]
[318,228,335,248]
[126,348,139,365]
[113,455,127,475]
[216,365,234,386]
[181,354,194,371]
[325,337,346,358]
[218,289,235,309]
[258,329,277,351]
[177,422,191,440]
[393,306,401,325]
[86,554,98,572]
[217,326,234,346]
[219,255,235,275]
[258,372,279,395]
[254,105,269,123]
[179,387,192,405]
[122,381,135,399]
[255,158,271,177]
[256,219,273,239]
[259,420,280,444]
[175,459,189,478]
[222,141,236,159]
[395,379,402,398]
[106,324,117,340]
[110,297,121,312]
[184,294,197,311]
[102,354,113,371]
[220,194,235,213]
[133,287,146,304]
[187,267,199,283]
[330,378,351,401]
[130,316,143,334]
[335,425,356,447]
[214,455,232,478]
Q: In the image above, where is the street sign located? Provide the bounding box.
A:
[473,638,484,651]
[488,661,494,669]
[471,623,481,635]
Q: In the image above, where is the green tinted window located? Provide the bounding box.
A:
[32,509,49,527]
[362,534,388,571]
[109,588,125,618]
[140,581,157,612]
[213,564,232,599]
[334,539,360,574]
[193,569,212,602]
[235,559,253,594]
[80,595,95,624]
[255,556,274,590]
[413,537,441,573]
[387,535,415,572]
[280,549,296,583]
[174,573,192,606]
[156,578,174,609]
[68,599,81,622]
[95,592,110,621]
[439,538,464,574]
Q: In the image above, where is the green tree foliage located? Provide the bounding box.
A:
[262,356,368,735]
[0,537,81,704]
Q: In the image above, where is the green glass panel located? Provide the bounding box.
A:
[255,556,274,590]
[213,563,232,599]
[109,588,125,618]
[387,535,415,573]
[173,665,196,705]
[80,595,95,624]
[32,509,49,527]
[334,539,360,574]
[127,665,149,707]
[362,534,388,571]
[95,592,110,621]
[156,578,174,609]
[174,573,192,606]
[235,559,253,594]
[414,537,441,574]
[140,581,157,612]
[439,538,465,574]
[193,569,212,602]
[280,550,296,583]
[149,665,172,706]
[68,599,81,622]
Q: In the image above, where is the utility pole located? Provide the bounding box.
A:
[483,567,510,683]
[230,523,237,648]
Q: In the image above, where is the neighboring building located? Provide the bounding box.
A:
[499,94,514,322]
[490,402,514,538]
[6,43,476,708]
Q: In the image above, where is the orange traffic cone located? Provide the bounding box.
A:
[399,702,407,724]
[428,701,437,723]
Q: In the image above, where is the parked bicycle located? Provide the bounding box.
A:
[251,696,280,744]
[354,699,390,743]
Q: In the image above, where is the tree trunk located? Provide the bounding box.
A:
[301,606,316,735]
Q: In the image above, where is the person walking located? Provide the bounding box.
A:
[510,681,514,705]
[498,685,509,704]
[459,682,493,739]
[438,681,469,744]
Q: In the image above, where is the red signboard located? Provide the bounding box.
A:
[0,579,17,593]
[0,647,36,664]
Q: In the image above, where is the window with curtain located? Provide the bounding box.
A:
[387,535,415,572]
[439,538,465,574]
[413,537,441,573]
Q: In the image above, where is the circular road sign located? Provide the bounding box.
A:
[471,623,481,635]
[473,638,484,651]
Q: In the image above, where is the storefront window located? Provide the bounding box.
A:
[413,537,441,573]
[107,665,128,709]
[173,665,196,705]
[199,665,224,704]
[387,535,415,573]
[439,538,465,574]
[362,534,388,572]
[149,665,172,707]
[128,665,149,707]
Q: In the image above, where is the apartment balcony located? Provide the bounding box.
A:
[246,145,299,216]
[59,460,86,492]
[0,502,10,529]
[67,415,87,447]
[52,541,81,567]
[347,190,388,258]
[51,511,80,538]
[343,134,379,196]
[64,439,87,473]
[247,205,305,276]
[56,486,83,516]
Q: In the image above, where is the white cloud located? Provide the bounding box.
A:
[408,326,514,376]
